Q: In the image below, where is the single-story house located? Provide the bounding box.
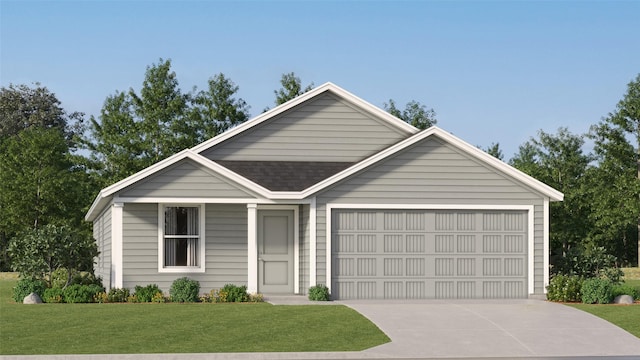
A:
[86,82,563,299]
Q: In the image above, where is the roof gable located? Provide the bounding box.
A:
[200,91,411,162]
[119,158,258,198]
[302,127,564,201]
[191,82,417,155]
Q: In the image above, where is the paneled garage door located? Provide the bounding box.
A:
[331,209,528,299]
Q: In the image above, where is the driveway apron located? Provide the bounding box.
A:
[339,299,640,358]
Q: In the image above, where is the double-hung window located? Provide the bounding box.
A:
[159,205,205,272]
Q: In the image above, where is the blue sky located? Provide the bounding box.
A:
[1,1,638,158]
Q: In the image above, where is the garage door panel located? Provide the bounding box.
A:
[332,209,528,299]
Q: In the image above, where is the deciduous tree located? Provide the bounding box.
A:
[191,73,250,140]
[384,99,437,129]
[510,128,592,270]
[271,72,314,108]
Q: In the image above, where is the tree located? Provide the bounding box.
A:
[271,72,314,107]
[86,59,252,186]
[384,99,437,129]
[0,83,84,147]
[0,128,88,230]
[587,74,640,266]
[510,128,592,271]
[129,58,191,163]
[0,83,94,272]
[484,142,504,161]
[612,75,640,266]
[586,123,639,265]
[8,224,98,287]
[84,91,145,187]
[191,73,250,140]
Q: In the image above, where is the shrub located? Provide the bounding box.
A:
[94,291,108,303]
[581,277,614,304]
[220,284,248,302]
[152,291,167,303]
[12,277,46,303]
[612,283,639,300]
[51,268,71,289]
[199,293,212,303]
[546,275,583,302]
[248,293,264,303]
[72,272,103,287]
[134,284,162,303]
[62,284,104,303]
[170,277,200,302]
[107,288,130,303]
[308,284,331,301]
[43,287,64,303]
[50,268,103,289]
[553,245,623,283]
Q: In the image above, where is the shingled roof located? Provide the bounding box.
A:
[215,160,355,191]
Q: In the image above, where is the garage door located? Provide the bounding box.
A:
[331,209,528,299]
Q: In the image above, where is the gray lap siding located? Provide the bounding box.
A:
[314,137,548,294]
[93,206,112,289]
[122,203,248,293]
[202,93,409,162]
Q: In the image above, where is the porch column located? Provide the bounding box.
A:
[111,202,124,289]
[247,204,258,294]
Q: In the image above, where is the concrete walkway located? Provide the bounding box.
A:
[2,299,640,360]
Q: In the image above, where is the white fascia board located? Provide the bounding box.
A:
[190,82,417,154]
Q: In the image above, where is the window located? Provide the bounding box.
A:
[159,205,205,272]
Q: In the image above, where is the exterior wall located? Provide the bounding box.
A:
[120,159,256,198]
[299,204,310,294]
[315,137,547,293]
[201,93,409,162]
[121,203,248,293]
[93,206,112,289]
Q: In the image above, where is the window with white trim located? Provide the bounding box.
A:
[160,205,205,272]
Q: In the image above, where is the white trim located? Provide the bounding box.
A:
[257,205,300,294]
[326,203,535,210]
[326,203,537,296]
[190,82,417,154]
[111,202,124,289]
[527,206,535,295]
[543,198,550,293]
[309,198,317,288]
[115,197,311,205]
[157,203,206,273]
[325,204,332,291]
[247,204,258,294]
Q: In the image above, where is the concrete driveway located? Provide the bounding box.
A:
[339,299,640,359]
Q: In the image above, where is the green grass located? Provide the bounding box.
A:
[566,268,640,339]
[0,278,389,355]
[568,304,640,338]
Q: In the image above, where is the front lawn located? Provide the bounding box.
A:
[567,268,640,339]
[0,277,389,355]
[567,304,640,338]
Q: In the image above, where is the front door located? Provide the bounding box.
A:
[258,210,294,293]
